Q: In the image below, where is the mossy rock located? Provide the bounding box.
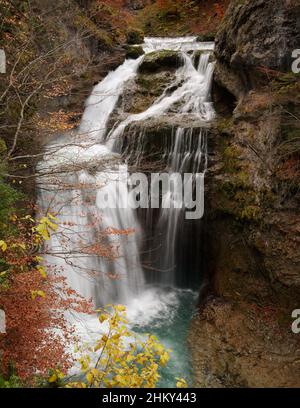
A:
[196,33,215,42]
[126,28,144,45]
[119,71,176,113]
[139,50,182,73]
[125,45,144,60]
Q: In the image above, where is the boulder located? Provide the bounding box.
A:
[139,50,183,73]
[215,0,300,94]
[196,33,215,42]
[125,45,144,60]
[126,28,144,45]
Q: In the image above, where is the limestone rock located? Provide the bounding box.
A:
[215,0,300,94]
[139,50,183,73]
[125,45,145,59]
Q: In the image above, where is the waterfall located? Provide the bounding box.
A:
[109,42,215,287]
[37,58,144,306]
[37,37,215,311]
[79,57,143,142]
[152,127,208,287]
[142,36,214,53]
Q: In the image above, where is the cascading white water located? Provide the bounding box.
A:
[37,37,214,306]
[37,57,144,306]
[79,57,143,142]
[142,36,214,53]
[106,41,215,287]
[106,47,215,151]
[37,36,216,386]
[154,127,208,286]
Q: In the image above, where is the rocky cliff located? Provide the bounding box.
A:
[189,0,300,387]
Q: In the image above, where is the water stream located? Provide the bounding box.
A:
[37,36,215,387]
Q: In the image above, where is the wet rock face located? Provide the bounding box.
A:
[191,91,300,387]
[189,296,300,388]
[214,0,300,95]
[190,0,300,388]
[207,104,300,287]
[125,45,145,59]
[112,70,176,116]
[139,50,183,73]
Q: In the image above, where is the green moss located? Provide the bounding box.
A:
[126,28,144,45]
[136,75,152,90]
[217,145,262,222]
[223,144,242,174]
[271,72,300,100]
[196,33,215,42]
[217,181,262,223]
[0,374,23,388]
[220,172,250,197]
[216,118,234,135]
[125,45,144,60]
[139,50,182,73]
[126,71,175,113]
[240,205,261,221]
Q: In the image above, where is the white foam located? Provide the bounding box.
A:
[142,36,214,53]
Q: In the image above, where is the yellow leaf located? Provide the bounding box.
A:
[31,291,37,300]
[99,313,108,323]
[57,370,64,379]
[31,290,46,300]
[115,304,126,312]
[86,372,93,384]
[48,374,57,383]
[176,378,188,388]
[48,213,58,221]
[155,343,164,355]
[0,240,7,252]
[126,354,135,362]
[80,357,89,371]
[160,351,170,366]
[34,256,43,262]
[45,219,58,231]
[36,223,50,240]
[37,266,47,279]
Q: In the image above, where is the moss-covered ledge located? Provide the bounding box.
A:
[139,50,183,73]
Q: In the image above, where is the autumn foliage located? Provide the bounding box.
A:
[136,0,229,37]
[0,214,92,382]
[0,270,91,381]
[65,305,187,388]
